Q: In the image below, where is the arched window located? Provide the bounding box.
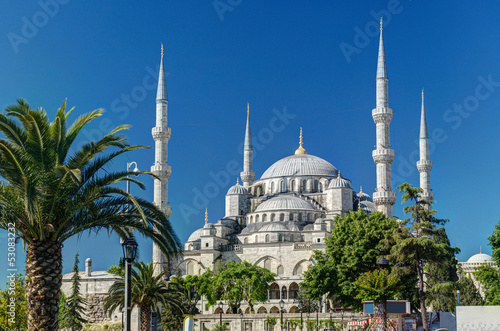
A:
[187,261,194,275]
[270,306,279,314]
[319,182,323,192]
[293,264,303,275]
[257,307,267,314]
[291,180,296,191]
[244,237,248,244]
[277,265,284,276]
[281,286,287,300]
[280,213,285,221]
[262,183,266,194]
[289,213,294,221]
[271,213,275,222]
[265,234,270,243]
[264,259,272,271]
[298,213,302,221]
[271,182,275,193]
[269,283,279,299]
[262,214,267,222]
[256,215,260,222]
[302,180,307,191]
[255,235,258,243]
[280,180,285,192]
[289,283,299,299]
[278,234,283,242]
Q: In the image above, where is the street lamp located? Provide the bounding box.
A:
[377,256,389,271]
[122,237,138,331]
[298,302,304,331]
[126,161,140,196]
[219,301,224,331]
[279,299,285,331]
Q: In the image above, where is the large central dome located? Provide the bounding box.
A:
[260,154,338,179]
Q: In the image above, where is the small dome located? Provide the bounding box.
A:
[359,200,377,213]
[259,222,289,232]
[187,228,203,242]
[357,187,372,202]
[328,173,351,189]
[254,196,315,212]
[227,180,248,195]
[467,252,494,263]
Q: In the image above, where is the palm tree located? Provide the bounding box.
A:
[0,99,182,331]
[103,261,182,331]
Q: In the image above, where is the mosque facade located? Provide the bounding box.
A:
[150,22,434,319]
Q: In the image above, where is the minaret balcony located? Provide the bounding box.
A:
[152,127,171,141]
[151,164,172,178]
[163,205,172,218]
[373,191,397,205]
[417,160,433,172]
[372,108,393,123]
[372,149,395,163]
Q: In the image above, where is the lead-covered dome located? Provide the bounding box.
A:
[260,154,338,179]
[328,173,351,189]
[467,252,494,263]
[227,184,248,195]
[254,195,315,212]
[187,228,203,242]
[259,222,289,232]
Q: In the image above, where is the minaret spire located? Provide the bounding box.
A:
[295,127,307,155]
[152,44,172,277]
[240,103,255,188]
[372,18,396,218]
[417,89,434,209]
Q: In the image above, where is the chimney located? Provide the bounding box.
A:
[85,258,92,277]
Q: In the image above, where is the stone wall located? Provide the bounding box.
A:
[86,294,111,324]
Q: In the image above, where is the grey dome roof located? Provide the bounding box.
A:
[360,200,377,213]
[227,184,248,195]
[467,252,494,263]
[187,228,203,242]
[259,222,289,232]
[254,196,315,212]
[260,154,337,179]
[328,175,351,189]
[357,190,372,202]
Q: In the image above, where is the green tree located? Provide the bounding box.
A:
[266,316,277,331]
[60,252,88,330]
[103,261,181,331]
[458,276,484,306]
[355,269,402,331]
[169,274,204,314]
[159,287,184,331]
[301,210,399,310]
[107,258,125,277]
[0,100,182,330]
[475,220,500,304]
[0,273,27,330]
[387,183,458,331]
[58,291,67,326]
[199,260,275,313]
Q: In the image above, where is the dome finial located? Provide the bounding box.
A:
[480,246,482,254]
[161,43,164,57]
[236,178,240,186]
[337,171,341,179]
[380,16,383,31]
[294,127,307,155]
[205,208,208,224]
[247,102,250,115]
[360,185,363,193]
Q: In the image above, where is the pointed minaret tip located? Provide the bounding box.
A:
[156,43,168,101]
[294,127,307,155]
[420,89,428,139]
[161,43,164,57]
[205,208,208,224]
[376,17,388,79]
[380,16,383,31]
[247,103,250,114]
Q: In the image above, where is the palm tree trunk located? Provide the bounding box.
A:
[140,304,151,331]
[25,241,63,331]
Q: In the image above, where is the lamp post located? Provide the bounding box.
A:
[315,304,319,331]
[126,161,139,196]
[219,301,224,331]
[279,299,285,331]
[120,304,124,330]
[457,290,460,306]
[298,303,304,331]
[122,237,138,331]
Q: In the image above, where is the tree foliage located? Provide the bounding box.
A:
[199,260,275,313]
[458,275,484,306]
[169,274,204,314]
[302,210,399,310]
[0,273,27,330]
[107,258,125,277]
[0,99,182,330]
[60,252,88,330]
[386,183,458,331]
[475,220,500,304]
[103,261,182,331]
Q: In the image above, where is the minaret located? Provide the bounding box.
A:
[372,18,396,218]
[151,44,172,276]
[417,90,434,209]
[240,103,255,188]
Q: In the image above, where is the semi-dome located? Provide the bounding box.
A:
[328,173,351,189]
[260,154,338,180]
[254,195,315,212]
[227,179,248,195]
[359,200,377,213]
[187,228,203,242]
[259,222,289,232]
[467,252,494,263]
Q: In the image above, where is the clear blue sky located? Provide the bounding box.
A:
[1,1,499,280]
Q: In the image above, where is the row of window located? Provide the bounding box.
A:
[250,178,330,196]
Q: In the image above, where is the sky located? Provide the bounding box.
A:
[1,1,500,281]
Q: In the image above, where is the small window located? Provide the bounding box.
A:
[317,238,321,243]
[206,243,209,247]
